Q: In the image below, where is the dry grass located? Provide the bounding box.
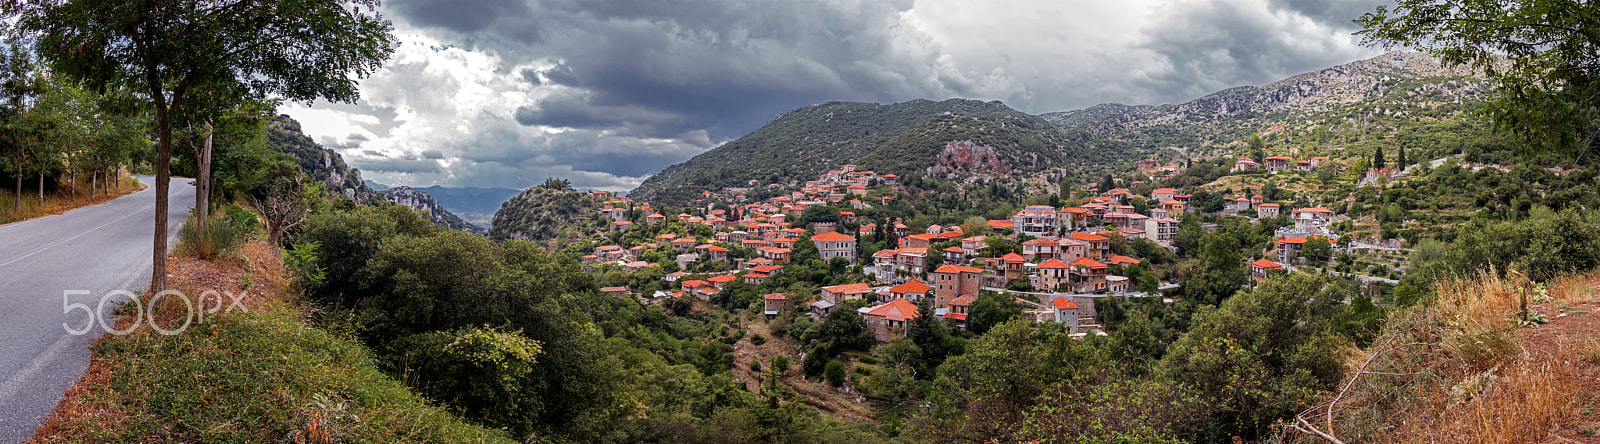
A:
[0,176,143,224]
[1288,269,1600,444]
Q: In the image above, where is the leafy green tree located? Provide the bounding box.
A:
[824,360,846,387]
[1302,236,1333,262]
[805,303,875,357]
[1359,0,1600,159]
[16,0,397,291]
[1373,146,1386,170]
[1246,134,1265,161]
[905,300,951,372]
[966,291,1021,335]
[1161,273,1347,440]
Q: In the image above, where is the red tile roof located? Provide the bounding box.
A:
[1068,257,1107,269]
[1108,255,1141,266]
[865,298,920,322]
[890,280,932,294]
[1252,259,1285,270]
[708,274,737,283]
[764,293,788,300]
[1069,232,1108,242]
[823,282,874,295]
[935,265,984,274]
[1001,252,1026,263]
[1052,297,1080,310]
[1038,258,1071,269]
[810,231,856,242]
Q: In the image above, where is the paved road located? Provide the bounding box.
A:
[0,176,193,443]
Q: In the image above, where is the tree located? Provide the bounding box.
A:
[1246,134,1265,162]
[905,300,950,372]
[824,360,846,387]
[0,44,44,212]
[1358,0,1600,160]
[15,0,397,292]
[966,291,1021,335]
[1372,146,1385,170]
[1301,236,1333,262]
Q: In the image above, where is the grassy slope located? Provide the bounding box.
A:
[31,237,514,443]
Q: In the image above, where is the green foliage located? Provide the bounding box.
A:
[489,186,603,242]
[176,208,246,260]
[1438,209,1600,282]
[84,308,516,442]
[966,291,1022,335]
[284,241,326,293]
[804,304,876,358]
[824,360,847,387]
[1358,0,1600,160]
[1161,273,1348,440]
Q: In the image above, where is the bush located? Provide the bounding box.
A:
[176,209,247,260]
[750,333,766,346]
[771,355,790,375]
[824,360,847,387]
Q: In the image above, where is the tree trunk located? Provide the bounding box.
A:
[14,151,22,213]
[38,172,44,206]
[91,170,97,200]
[70,168,76,200]
[197,121,212,230]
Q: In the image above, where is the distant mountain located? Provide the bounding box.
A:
[628,98,1115,204]
[409,185,522,229]
[1039,51,1495,153]
[363,180,390,192]
[490,186,605,243]
[266,115,480,233]
[379,186,485,234]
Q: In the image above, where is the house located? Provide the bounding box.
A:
[1151,188,1177,202]
[1225,197,1252,213]
[1251,259,1286,283]
[847,184,868,196]
[763,293,787,318]
[1233,158,1261,172]
[1035,258,1072,292]
[1057,207,1091,228]
[812,221,836,234]
[888,279,933,303]
[645,213,666,225]
[900,233,938,249]
[1264,156,1293,171]
[1107,275,1131,294]
[862,298,920,341]
[1000,252,1027,281]
[1108,255,1141,267]
[1056,237,1088,263]
[961,236,988,254]
[697,244,729,262]
[945,293,977,329]
[811,231,858,263]
[894,248,929,276]
[750,264,784,276]
[664,271,686,282]
[1257,203,1280,219]
[942,246,966,264]
[1146,217,1179,244]
[760,247,792,263]
[1010,205,1059,237]
[611,220,633,232]
[1022,237,1060,261]
[1048,296,1081,333]
[672,237,698,252]
[859,223,877,235]
[933,265,984,309]
[1068,257,1109,293]
[707,274,737,290]
[744,272,770,286]
[1068,232,1110,261]
[872,249,899,281]
[1291,207,1337,230]
[821,282,875,305]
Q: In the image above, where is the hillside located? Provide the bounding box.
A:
[629,98,1083,204]
[488,186,605,243]
[857,112,1117,177]
[1040,51,1495,155]
[266,114,481,233]
[379,186,486,234]
[266,114,379,204]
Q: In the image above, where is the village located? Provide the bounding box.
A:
[576,154,1369,343]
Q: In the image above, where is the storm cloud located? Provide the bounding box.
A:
[281,0,1390,191]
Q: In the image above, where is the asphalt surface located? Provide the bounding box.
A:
[0,176,193,443]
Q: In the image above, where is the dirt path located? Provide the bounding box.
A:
[1528,277,1600,444]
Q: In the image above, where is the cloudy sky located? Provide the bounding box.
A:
[282,0,1390,192]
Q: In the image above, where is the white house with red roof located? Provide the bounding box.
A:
[861,298,920,341]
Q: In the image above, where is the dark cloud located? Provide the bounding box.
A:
[1136,0,1380,103]
[1265,0,1388,30]
[421,149,445,159]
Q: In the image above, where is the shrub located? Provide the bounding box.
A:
[750,333,766,346]
[176,209,247,260]
[771,355,790,375]
[824,360,847,387]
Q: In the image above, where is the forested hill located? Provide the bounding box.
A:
[856,112,1119,177]
[266,114,481,233]
[1039,51,1496,154]
[628,98,1091,204]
